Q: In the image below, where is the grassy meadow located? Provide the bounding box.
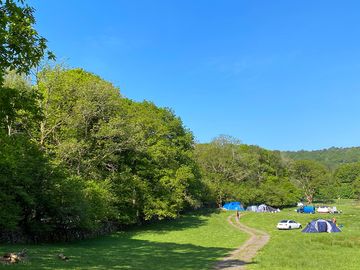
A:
[1,200,359,270]
[243,199,360,270]
[0,210,247,270]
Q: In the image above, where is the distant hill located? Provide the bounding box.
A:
[281,147,360,169]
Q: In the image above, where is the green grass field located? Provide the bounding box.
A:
[243,199,360,270]
[1,200,359,270]
[0,210,248,270]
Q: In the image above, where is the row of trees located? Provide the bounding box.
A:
[196,137,360,207]
[1,66,203,241]
[282,147,360,169]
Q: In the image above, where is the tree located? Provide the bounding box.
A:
[120,101,201,220]
[0,0,54,84]
[194,136,245,207]
[0,71,41,136]
[34,67,202,225]
[195,137,297,207]
[289,160,328,203]
[334,162,360,199]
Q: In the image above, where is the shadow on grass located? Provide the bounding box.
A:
[128,208,221,235]
[6,236,232,270]
[216,259,257,268]
[1,210,230,270]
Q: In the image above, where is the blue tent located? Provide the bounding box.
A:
[297,205,315,214]
[302,219,341,233]
[303,206,315,213]
[222,202,244,211]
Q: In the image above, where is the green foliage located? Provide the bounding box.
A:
[282,146,360,169]
[333,162,360,199]
[0,0,53,83]
[32,67,201,229]
[257,176,301,206]
[46,176,116,232]
[195,137,300,207]
[112,100,201,220]
[0,131,53,233]
[0,72,41,136]
[284,151,360,201]
[289,159,329,203]
[0,1,202,241]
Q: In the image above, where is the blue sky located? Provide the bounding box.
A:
[30,0,360,151]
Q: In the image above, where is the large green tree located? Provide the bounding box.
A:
[195,136,299,207]
[289,160,329,203]
[35,67,201,225]
[334,162,360,199]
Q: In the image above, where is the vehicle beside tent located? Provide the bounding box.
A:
[222,202,245,211]
[302,219,341,233]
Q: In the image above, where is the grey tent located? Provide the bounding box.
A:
[246,205,258,212]
[257,204,279,213]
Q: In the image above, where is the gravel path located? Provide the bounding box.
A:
[214,214,270,270]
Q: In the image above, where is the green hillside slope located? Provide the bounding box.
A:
[282,147,360,169]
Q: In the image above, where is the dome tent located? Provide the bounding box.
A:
[302,219,341,233]
[222,202,244,211]
[257,204,280,213]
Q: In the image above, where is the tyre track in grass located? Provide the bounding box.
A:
[214,214,270,270]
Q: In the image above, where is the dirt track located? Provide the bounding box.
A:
[214,214,270,270]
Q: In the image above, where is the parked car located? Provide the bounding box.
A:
[277,220,302,230]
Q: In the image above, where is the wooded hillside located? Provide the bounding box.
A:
[282,147,360,169]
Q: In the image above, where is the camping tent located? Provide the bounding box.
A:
[303,206,315,213]
[246,205,258,212]
[302,219,341,233]
[297,205,315,214]
[257,204,279,213]
[222,202,244,211]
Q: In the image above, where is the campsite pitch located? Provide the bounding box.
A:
[242,199,360,270]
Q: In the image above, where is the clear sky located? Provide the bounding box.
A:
[29,0,360,151]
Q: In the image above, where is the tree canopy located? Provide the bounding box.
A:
[0,0,53,83]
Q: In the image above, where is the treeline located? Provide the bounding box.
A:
[0,67,203,242]
[196,138,360,206]
[282,147,360,169]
